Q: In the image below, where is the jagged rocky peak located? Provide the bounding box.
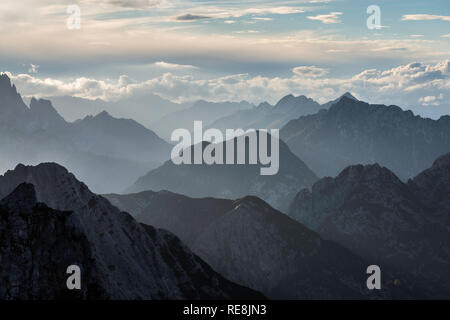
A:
[30,97,57,112]
[0,73,28,113]
[0,73,18,95]
[0,162,91,210]
[29,97,67,124]
[0,162,265,300]
[276,94,316,107]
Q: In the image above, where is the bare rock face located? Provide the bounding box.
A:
[287,156,450,298]
[0,163,264,300]
[0,183,106,299]
[106,190,410,299]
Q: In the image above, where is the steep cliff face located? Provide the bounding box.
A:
[0,164,264,300]
[287,156,450,297]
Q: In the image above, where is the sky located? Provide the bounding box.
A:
[0,0,449,117]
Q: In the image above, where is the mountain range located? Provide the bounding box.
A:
[126,131,318,212]
[208,92,357,132]
[152,100,254,140]
[287,153,450,297]
[105,190,400,299]
[281,96,450,179]
[0,163,263,299]
[0,74,171,193]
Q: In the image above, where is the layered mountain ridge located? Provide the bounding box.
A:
[127,131,318,212]
[287,153,450,297]
[0,74,171,193]
[281,96,450,179]
[0,163,264,300]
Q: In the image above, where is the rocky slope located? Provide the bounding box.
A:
[281,97,450,179]
[0,163,264,300]
[287,155,450,297]
[105,190,412,299]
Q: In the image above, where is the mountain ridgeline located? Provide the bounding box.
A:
[281,96,450,179]
[0,74,171,194]
[287,153,450,297]
[127,131,318,212]
[105,191,406,299]
[0,163,264,300]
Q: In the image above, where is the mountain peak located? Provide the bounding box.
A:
[341,92,357,100]
[276,94,311,106]
[233,196,271,211]
[0,73,28,115]
[0,183,38,212]
[0,73,12,88]
[95,110,112,119]
[432,153,450,168]
[337,163,400,184]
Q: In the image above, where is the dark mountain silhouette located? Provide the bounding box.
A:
[105,190,412,299]
[287,153,450,297]
[0,163,264,300]
[281,96,450,179]
[0,74,171,193]
[126,131,318,212]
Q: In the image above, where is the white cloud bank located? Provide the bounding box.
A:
[3,60,449,114]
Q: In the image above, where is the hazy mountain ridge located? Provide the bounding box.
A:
[208,92,357,132]
[127,131,318,212]
[287,153,450,297]
[0,74,171,193]
[152,100,255,140]
[105,190,412,299]
[281,96,450,179]
[0,163,264,300]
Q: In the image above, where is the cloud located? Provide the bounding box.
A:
[419,93,444,106]
[83,0,165,9]
[6,60,449,116]
[251,17,273,21]
[176,14,211,21]
[152,61,198,70]
[307,12,342,24]
[27,64,39,74]
[293,66,328,77]
[402,14,450,22]
[441,34,450,38]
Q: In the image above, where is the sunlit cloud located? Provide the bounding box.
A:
[402,14,450,22]
[307,12,342,24]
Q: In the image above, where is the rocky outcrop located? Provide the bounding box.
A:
[0,163,264,300]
